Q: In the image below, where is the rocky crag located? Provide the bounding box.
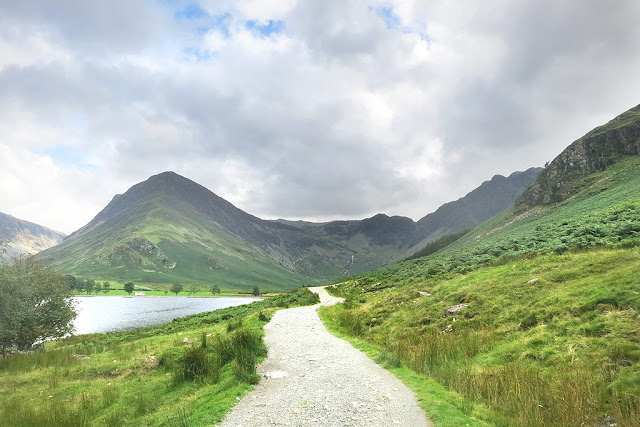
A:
[518,104,640,209]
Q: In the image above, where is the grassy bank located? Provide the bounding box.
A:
[0,287,319,426]
[324,247,640,426]
[317,307,495,426]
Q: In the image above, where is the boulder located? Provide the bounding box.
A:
[443,303,469,317]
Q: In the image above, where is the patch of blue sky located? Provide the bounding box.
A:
[245,19,285,37]
[39,145,96,171]
[174,3,209,20]
[370,6,430,42]
[183,47,215,61]
[196,12,232,37]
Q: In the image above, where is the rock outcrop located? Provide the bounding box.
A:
[517,104,640,209]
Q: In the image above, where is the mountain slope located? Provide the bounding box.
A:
[39,172,318,290]
[0,212,65,259]
[518,103,640,209]
[39,166,539,290]
[407,167,542,253]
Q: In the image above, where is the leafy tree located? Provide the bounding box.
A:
[94,282,102,294]
[0,255,77,355]
[171,283,183,295]
[61,274,77,291]
[84,279,95,294]
[124,282,135,295]
[252,286,261,297]
[210,285,221,295]
[102,281,111,294]
[188,285,198,295]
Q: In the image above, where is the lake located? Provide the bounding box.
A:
[71,296,262,335]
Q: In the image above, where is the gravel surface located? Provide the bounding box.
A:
[219,286,430,427]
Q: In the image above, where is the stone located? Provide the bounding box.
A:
[443,303,469,317]
[143,355,159,369]
[72,354,91,360]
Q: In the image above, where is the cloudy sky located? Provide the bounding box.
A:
[2,0,640,234]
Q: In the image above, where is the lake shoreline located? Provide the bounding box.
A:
[71,295,263,335]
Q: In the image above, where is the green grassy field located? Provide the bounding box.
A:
[0,288,319,426]
[324,247,640,426]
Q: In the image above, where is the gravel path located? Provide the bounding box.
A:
[219,286,430,427]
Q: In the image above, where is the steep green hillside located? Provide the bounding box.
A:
[38,172,314,291]
[363,154,640,284]
[325,247,640,426]
[325,106,640,426]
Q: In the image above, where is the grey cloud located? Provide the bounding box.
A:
[2,0,640,232]
[0,0,173,54]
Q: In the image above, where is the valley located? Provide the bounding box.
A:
[2,103,640,426]
[34,167,539,293]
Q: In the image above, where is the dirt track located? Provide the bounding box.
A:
[219,286,430,426]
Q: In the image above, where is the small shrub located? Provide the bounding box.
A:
[226,318,243,332]
[180,345,211,382]
[258,311,271,322]
[228,328,266,384]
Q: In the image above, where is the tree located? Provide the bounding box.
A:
[124,282,135,295]
[61,274,77,291]
[84,279,95,294]
[0,255,77,355]
[252,286,261,297]
[210,285,221,295]
[102,281,111,294]
[171,283,183,295]
[94,282,102,294]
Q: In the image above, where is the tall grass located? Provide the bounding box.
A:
[0,287,319,426]
[337,313,638,425]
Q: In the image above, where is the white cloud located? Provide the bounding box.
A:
[1,0,640,233]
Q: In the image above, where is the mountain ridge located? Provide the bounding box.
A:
[0,212,66,259]
[38,168,540,290]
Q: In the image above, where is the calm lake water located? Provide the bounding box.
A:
[71,296,262,335]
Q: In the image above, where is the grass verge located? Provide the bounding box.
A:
[318,305,495,427]
[326,247,640,426]
[0,287,319,426]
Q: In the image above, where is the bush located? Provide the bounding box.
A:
[179,344,220,383]
[258,311,271,322]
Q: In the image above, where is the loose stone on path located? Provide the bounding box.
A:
[219,286,431,427]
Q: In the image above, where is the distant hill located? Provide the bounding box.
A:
[407,167,542,254]
[0,212,65,259]
[38,167,539,290]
